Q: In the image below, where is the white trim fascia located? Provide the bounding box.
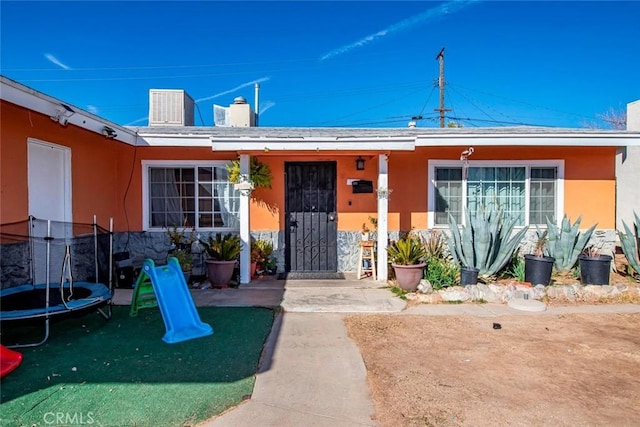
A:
[416,133,640,147]
[209,137,416,151]
[1,76,137,145]
[427,159,565,229]
[135,135,213,147]
[135,135,416,150]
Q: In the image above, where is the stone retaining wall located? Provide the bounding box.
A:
[408,280,640,304]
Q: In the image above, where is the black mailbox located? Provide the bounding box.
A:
[352,180,373,194]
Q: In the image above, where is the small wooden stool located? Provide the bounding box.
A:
[357,240,376,280]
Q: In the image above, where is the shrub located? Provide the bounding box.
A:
[504,255,526,282]
[425,257,459,290]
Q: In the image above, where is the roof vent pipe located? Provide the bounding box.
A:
[255,83,260,127]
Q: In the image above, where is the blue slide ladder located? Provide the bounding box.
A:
[130,258,213,344]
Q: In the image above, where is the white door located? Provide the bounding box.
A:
[28,139,72,284]
[28,139,72,222]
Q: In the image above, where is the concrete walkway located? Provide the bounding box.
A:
[111,275,640,427]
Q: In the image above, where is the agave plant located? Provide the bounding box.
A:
[420,230,451,262]
[618,211,640,275]
[446,208,528,279]
[544,215,596,272]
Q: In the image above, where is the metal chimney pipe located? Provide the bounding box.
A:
[254,83,260,127]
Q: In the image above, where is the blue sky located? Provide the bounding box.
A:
[2,1,639,128]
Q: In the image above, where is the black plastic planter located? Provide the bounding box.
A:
[524,254,555,286]
[460,266,480,285]
[579,255,612,285]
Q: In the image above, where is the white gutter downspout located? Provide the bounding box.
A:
[377,154,389,282]
[239,154,251,284]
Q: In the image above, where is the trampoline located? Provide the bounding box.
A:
[0,216,114,348]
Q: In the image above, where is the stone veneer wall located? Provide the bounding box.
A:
[2,227,618,290]
[110,228,619,276]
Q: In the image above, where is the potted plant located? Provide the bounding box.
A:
[170,248,193,283]
[361,223,371,241]
[524,230,555,286]
[251,239,274,278]
[165,220,196,251]
[226,157,273,191]
[545,215,596,273]
[200,233,241,288]
[579,244,612,285]
[386,234,427,291]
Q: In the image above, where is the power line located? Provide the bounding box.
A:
[445,115,556,127]
[312,87,427,126]
[447,84,499,124]
[447,82,599,122]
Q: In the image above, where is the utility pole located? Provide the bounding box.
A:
[434,47,451,128]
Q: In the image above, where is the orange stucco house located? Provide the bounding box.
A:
[2,76,639,284]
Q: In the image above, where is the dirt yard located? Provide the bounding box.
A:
[345,312,640,427]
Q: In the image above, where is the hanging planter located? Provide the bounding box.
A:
[227,157,272,191]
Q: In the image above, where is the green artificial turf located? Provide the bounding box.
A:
[0,306,274,427]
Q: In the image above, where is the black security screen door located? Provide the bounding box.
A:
[285,162,337,272]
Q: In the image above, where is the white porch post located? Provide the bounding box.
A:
[376,154,389,282]
[239,154,251,284]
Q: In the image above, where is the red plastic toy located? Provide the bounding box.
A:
[0,344,23,378]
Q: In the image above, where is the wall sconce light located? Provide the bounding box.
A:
[102,126,117,139]
[356,156,365,171]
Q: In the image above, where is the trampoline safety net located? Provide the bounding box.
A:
[1,217,112,290]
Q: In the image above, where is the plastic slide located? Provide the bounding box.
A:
[133,258,213,344]
[1,345,23,378]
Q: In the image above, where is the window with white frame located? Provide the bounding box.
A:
[144,162,240,230]
[430,161,562,227]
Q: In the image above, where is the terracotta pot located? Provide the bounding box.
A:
[205,259,236,288]
[251,261,257,278]
[392,263,426,291]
